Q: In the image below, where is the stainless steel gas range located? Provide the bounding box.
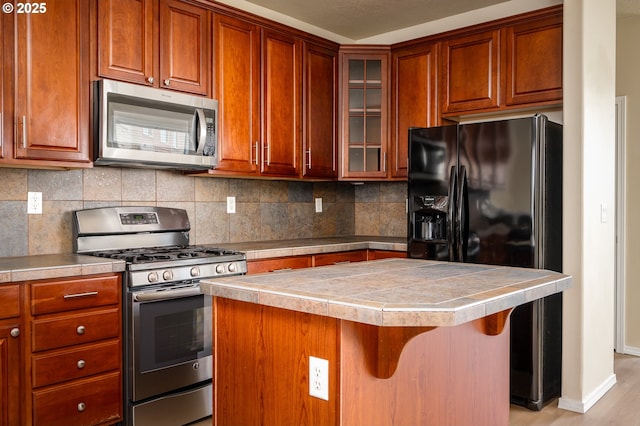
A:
[73,206,247,426]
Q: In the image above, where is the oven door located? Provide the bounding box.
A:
[129,283,212,402]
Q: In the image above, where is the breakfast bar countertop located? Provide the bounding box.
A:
[200,258,571,327]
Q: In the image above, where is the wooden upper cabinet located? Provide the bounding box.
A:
[0,13,5,161]
[339,48,390,180]
[505,12,562,106]
[302,42,338,179]
[13,0,91,163]
[98,0,211,96]
[440,29,502,115]
[212,16,301,178]
[212,13,260,175]
[159,0,211,95]
[97,0,154,85]
[261,29,301,177]
[391,43,438,179]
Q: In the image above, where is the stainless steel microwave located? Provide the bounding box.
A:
[94,79,218,170]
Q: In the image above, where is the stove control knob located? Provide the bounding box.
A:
[148,272,159,283]
[215,264,225,274]
[163,270,173,281]
[190,267,201,277]
[228,263,237,273]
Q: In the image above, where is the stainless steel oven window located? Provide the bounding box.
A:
[133,294,212,373]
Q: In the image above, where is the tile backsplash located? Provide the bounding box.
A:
[0,168,407,257]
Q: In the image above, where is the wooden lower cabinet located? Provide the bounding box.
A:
[27,274,123,426]
[0,284,22,426]
[32,372,121,426]
[313,250,368,266]
[247,255,313,274]
[247,249,406,274]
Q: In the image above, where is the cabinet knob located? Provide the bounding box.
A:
[77,359,86,369]
[77,402,86,412]
[10,328,20,338]
[164,79,170,86]
[76,325,85,335]
[146,76,154,84]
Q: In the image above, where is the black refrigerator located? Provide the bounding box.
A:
[407,114,562,410]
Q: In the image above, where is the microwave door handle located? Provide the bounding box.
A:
[195,108,207,154]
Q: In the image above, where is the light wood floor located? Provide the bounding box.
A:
[510,353,640,425]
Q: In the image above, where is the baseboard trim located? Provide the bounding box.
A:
[621,346,640,357]
[557,373,617,413]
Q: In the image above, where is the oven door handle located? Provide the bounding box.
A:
[133,286,202,302]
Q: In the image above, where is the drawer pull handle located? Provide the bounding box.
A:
[76,325,85,335]
[10,328,20,338]
[77,359,85,369]
[77,402,86,412]
[63,291,98,300]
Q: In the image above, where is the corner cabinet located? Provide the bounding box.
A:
[97,0,212,96]
[1,0,91,167]
[339,48,390,180]
[211,14,301,179]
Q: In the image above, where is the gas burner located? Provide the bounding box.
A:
[90,245,244,265]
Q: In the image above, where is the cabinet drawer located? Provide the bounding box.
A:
[32,339,120,388]
[31,275,120,315]
[313,250,368,266]
[247,256,312,274]
[32,308,120,352]
[0,284,20,319]
[33,371,121,426]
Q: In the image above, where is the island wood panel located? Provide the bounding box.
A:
[340,319,510,425]
[213,297,510,426]
[214,298,339,426]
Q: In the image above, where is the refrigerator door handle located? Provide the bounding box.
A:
[447,165,457,261]
[456,165,468,262]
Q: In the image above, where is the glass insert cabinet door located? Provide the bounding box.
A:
[341,51,389,178]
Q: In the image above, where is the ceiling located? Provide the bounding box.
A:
[217,0,640,42]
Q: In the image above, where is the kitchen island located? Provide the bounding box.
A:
[201,258,570,425]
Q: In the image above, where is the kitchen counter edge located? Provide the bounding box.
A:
[0,254,126,283]
[200,258,571,328]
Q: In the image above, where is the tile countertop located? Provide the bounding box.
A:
[200,258,571,328]
[217,236,407,260]
[0,254,126,283]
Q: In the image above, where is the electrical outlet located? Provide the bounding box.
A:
[27,192,42,215]
[227,196,236,214]
[309,356,329,400]
[315,198,322,213]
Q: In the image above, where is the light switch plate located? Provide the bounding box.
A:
[315,198,322,213]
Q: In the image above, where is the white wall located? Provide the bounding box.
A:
[616,15,640,353]
[559,0,617,413]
